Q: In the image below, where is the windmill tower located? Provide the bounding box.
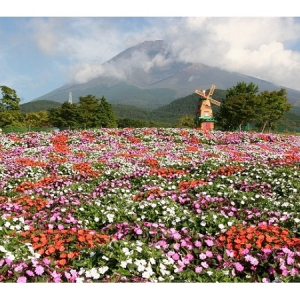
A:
[194,85,221,130]
[68,92,73,104]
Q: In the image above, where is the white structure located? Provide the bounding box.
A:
[68,92,73,104]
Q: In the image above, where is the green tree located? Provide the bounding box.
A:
[117,118,148,128]
[0,86,21,111]
[177,115,195,128]
[255,89,292,132]
[23,110,50,129]
[0,110,24,127]
[48,102,80,129]
[216,82,259,131]
[97,97,117,128]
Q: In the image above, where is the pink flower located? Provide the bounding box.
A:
[287,256,294,265]
[199,253,206,260]
[194,241,202,247]
[205,250,213,258]
[43,258,51,265]
[205,239,214,247]
[262,278,271,283]
[17,276,27,283]
[226,249,234,258]
[173,243,180,250]
[26,270,35,277]
[35,265,44,275]
[58,224,64,230]
[195,267,203,274]
[201,262,209,269]
[234,262,244,272]
[172,253,180,261]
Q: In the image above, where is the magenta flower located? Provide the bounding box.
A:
[17,276,27,283]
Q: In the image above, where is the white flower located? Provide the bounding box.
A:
[218,224,225,229]
[94,217,99,222]
[98,266,109,274]
[120,261,127,268]
[136,246,143,253]
[149,258,156,265]
[102,255,109,261]
[76,277,85,283]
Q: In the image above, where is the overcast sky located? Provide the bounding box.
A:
[1,1,300,103]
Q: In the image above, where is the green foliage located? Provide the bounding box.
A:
[177,115,195,128]
[216,82,293,132]
[0,110,24,128]
[254,89,292,132]
[0,85,21,112]
[48,95,117,129]
[117,118,148,128]
[216,82,259,131]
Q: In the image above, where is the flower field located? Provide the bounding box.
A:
[1,128,300,283]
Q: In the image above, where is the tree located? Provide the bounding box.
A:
[0,86,21,112]
[23,110,50,129]
[177,115,195,128]
[48,95,117,129]
[216,82,259,131]
[0,110,24,127]
[97,97,117,128]
[255,89,292,132]
[117,118,148,128]
[48,102,80,129]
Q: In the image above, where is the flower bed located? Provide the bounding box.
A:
[0,128,300,282]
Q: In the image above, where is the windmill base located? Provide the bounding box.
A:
[195,118,216,130]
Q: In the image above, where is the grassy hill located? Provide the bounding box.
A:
[20,100,62,113]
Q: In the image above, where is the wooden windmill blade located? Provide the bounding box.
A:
[195,89,207,98]
[208,85,215,97]
[210,98,221,106]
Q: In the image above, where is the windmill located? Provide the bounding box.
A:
[194,85,221,130]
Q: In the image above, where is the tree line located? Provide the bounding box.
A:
[0,82,294,132]
[178,82,292,132]
[0,86,118,131]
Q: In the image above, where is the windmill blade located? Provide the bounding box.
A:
[208,85,215,97]
[195,89,207,98]
[210,98,221,106]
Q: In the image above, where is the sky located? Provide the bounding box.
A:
[1,1,300,104]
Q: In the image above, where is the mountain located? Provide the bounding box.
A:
[32,40,300,112]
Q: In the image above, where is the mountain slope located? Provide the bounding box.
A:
[32,40,300,112]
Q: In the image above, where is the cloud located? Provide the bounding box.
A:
[26,17,300,92]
